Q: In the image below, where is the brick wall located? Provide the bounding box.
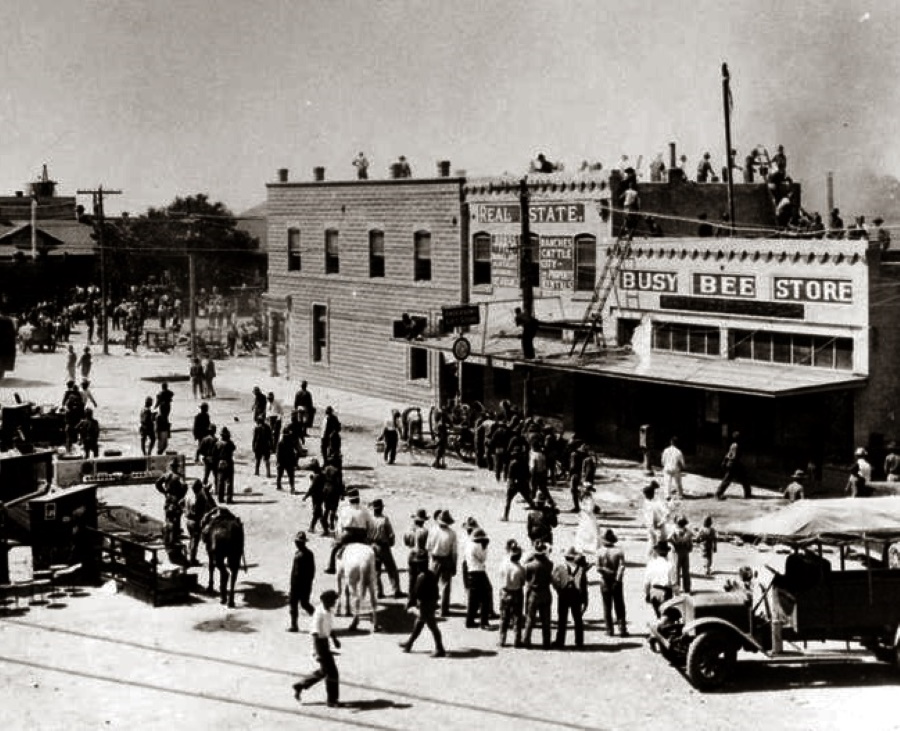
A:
[266,178,465,403]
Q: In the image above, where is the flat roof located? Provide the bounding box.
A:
[413,333,866,397]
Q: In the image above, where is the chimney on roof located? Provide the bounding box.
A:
[313,167,325,182]
[277,168,289,183]
[669,142,677,170]
[437,160,451,177]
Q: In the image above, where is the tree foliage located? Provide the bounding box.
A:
[109,194,263,296]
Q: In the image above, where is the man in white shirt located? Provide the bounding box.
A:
[324,488,374,574]
[855,447,873,483]
[644,541,674,618]
[641,482,669,559]
[498,539,526,647]
[464,528,492,629]
[660,436,686,500]
[426,510,458,617]
[266,391,284,448]
[292,589,342,708]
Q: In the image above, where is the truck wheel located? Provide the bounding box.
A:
[686,631,737,690]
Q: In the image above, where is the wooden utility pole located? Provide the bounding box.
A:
[722,63,736,236]
[188,252,197,359]
[519,177,534,316]
[77,186,122,355]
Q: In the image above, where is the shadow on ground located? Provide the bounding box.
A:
[240,581,288,610]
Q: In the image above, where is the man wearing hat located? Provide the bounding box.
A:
[403,509,430,609]
[641,481,668,558]
[885,442,900,482]
[783,470,806,502]
[596,529,628,636]
[644,540,674,618]
[503,445,535,521]
[527,493,558,547]
[552,547,588,648]
[288,531,316,632]
[464,527,493,629]
[213,426,237,504]
[498,539,526,647]
[425,510,458,617]
[292,589,342,708]
[855,447,873,483]
[325,487,375,574]
[715,431,752,500]
[669,516,694,593]
[873,216,891,251]
[370,499,404,599]
[399,563,446,658]
[522,539,554,648]
[155,458,188,560]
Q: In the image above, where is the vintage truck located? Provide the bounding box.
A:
[648,497,900,690]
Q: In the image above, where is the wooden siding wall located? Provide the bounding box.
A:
[267,179,464,403]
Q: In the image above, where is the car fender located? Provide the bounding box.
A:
[684,617,765,653]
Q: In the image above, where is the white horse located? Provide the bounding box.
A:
[335,543,379,632]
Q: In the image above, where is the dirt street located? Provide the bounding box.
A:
[1,338,896,730]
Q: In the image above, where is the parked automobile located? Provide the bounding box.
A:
[648,497,900,690]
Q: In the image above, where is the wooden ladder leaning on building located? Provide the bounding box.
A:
[569,236,637,357]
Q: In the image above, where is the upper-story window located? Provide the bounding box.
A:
[369,230,385,278]
[287,228,301,271]
[473,232,491,286]
[574,234,596,292]
[325,229,339,274]
[414,230,432,282]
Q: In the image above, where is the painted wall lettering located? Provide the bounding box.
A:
[474,203,585,225]
[619,270,678,292]
[539,236,574,290]
[772,278,853,304]
[490,232,519,287]
[693,273,756,298]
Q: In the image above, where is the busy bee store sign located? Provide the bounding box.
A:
[476,203,586,290]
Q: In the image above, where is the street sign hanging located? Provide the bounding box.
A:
[442,304,480,329]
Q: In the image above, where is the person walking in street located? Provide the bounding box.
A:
[527,493,558,547]
[644,541,674,618]
[380,410,400,465]
[251,386,267,424]
[715,432,752,499]
[552,547,588,648]
[522,539,554,649]
[139,397,156,456]
[661,436,686,500]
[425,509,458,617]
[293,380,315,429]
[641,481,669,558]
[596,528,628,636]
[498,539,526,647]
[403,509,430,609]
[489,420,510,483]
[288,531,316,632]
[192,403,211,463]
[370,498,404,599]
[529,442,553,507]
[197,424,218,486]
[66,344,77,382]
[266,391,284,449]
[155,408,171,455]
[464,527,493,629]
[155,458,188,562]
[503,446,535,521]
[568,441,586,513]
[321,406,341,463]
[80,379,97,408]
[695,515,717,576]
[203,357,217,398]
[432,413,448,469]
[399,565,446,658]
[77,346,92,380]
[276,426,300,494]
[669,516,693,593]
[184,479,216,566]
[76,406,100,459]
[214,426,236,504]
[292,589,342,708]
[189,357,204,399]
[252,416,273,478]
[303,459,329,532]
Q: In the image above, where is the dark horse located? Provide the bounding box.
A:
[201,507,245,608]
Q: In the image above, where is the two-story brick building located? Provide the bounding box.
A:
[264,164,900,486]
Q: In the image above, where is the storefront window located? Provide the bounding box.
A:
[729,329,853,371]
[473,232,491,286]
[574,235,596,292]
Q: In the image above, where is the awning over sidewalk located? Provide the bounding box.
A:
[412,334,867,398]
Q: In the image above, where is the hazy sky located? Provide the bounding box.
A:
[1,0,898,217]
